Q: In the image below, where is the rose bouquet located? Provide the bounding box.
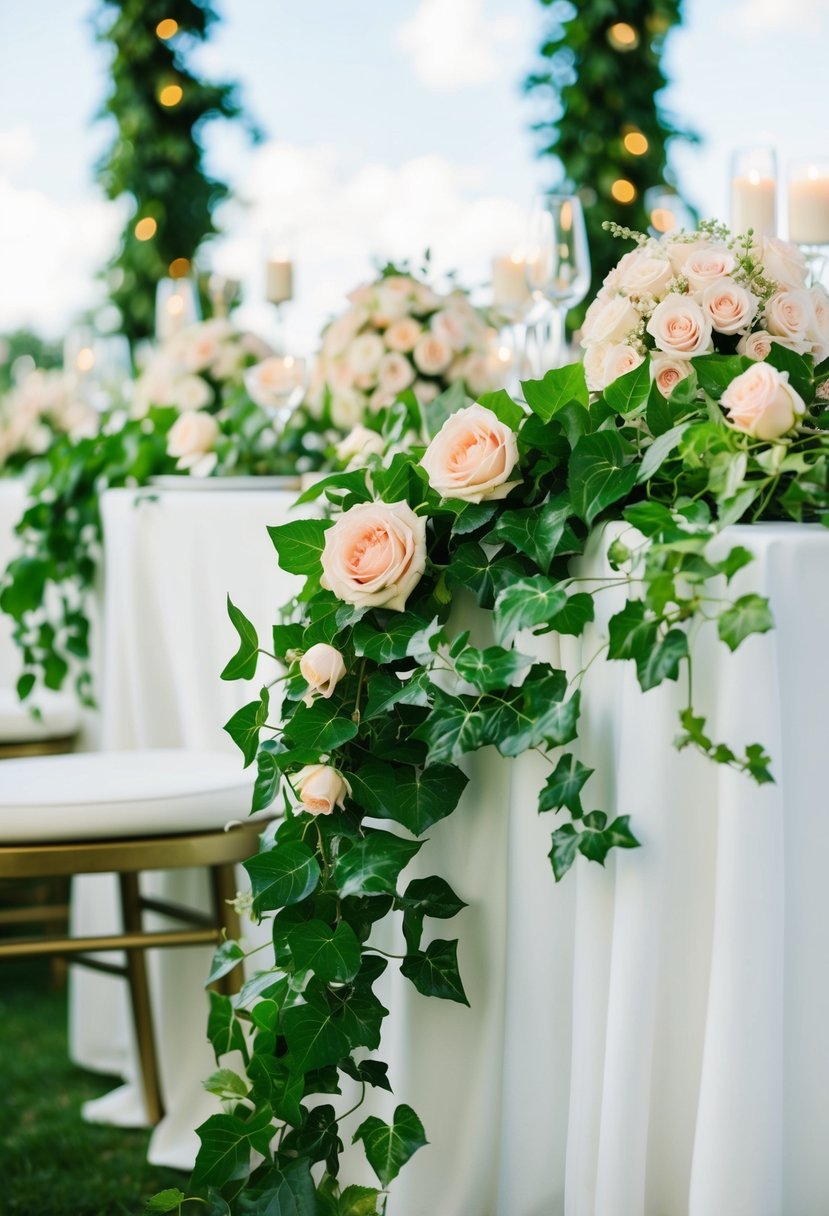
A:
[307,267,503,430]
[0,368,98,474]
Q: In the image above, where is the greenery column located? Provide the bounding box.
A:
[96,0,248,344]
[526,0,695,316]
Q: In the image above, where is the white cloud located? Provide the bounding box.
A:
[0,126,36,178]
[726,0,827,32]
[212,140,527,354]
[397,0,521,91]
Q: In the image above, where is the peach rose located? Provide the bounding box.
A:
[384,317,422,353]
[721,363,805,440]
[323,308,369,358]
[583,342,611,393]
[179,319,234,372]
[292,764,350,816]
[378,351,415,395]
[646,296,713,357]
[701,278,758,335]
[651,354,692,398]
[760,237,808,290]
[581,294,639,346]
[166,410,219,476]
[327,357,358,393]
[764,290,814,352]
[683,246,737,292]
[300,643,347,706]
[413,333,453,376]
[414,380,440,404]
[616,250,674,299]
[329,388,367,430]
[244,357,304,409]
[602,343,645,386]
[348,333,386,377]
[737,330,775,362]
[170,374,213,412]
[667,238,716,276]
[420,402,519,503]
[321,500,427,611]
[430,309,470,351]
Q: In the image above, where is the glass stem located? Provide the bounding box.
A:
[549,303,569,369]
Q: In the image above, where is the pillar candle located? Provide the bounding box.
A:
[789,174,829,245]
[492,254,531,309]
[731,175,777,237]
[266,259,294,304]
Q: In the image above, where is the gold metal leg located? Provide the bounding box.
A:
[210,863,243,996]
[118,871,164,1125]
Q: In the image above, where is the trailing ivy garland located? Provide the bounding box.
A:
[157,271,829,1213]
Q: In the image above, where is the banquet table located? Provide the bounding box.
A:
[72,498,829,1216]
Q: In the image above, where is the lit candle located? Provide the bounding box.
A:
[492,252,531,310]
[731,173,777,237]
[789,166,829,245]
[266,257,294,304]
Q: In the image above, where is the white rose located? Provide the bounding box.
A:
[807,286,829,362]
[300,643,347,706]
[646,296,713,357]
[321,500,427,611]
[330,388,367,430]
[378,351,415,395]
[721,363,805,440]
[336,425,385,464]
[651,354,692,398]
[459,351,499,397]
[701,277,758,335]
[368,388,396,412]
[178,319,234,372]
[327,357,358,393]
[421,402,520,503]
[666,238,717,276]
[170,374,213,412]
[323,308,369,358]
[384,317,422,353]
[414,380,440,404]
[167,410,219,472]
[581,294,640,346]
[348,332,386,378]
[602,344,645,386]
[292,764,350,816]
[760,237,809,290]
[373,276,416,325]
[737,330,775,362]
[583,342,612,393]
[616,250,674,299]
[413,333,453,376]
[411,281,442,315]
[244,357,304,409]
[764,290,814,352]
[430,309,471,351]
[683,247,738,293]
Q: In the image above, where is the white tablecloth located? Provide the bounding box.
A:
[69,486,300,1167]
[72,499,829,1214]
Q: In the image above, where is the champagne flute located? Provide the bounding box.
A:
[525,193,591,372]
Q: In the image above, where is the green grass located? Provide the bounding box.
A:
[0,961,188,1215]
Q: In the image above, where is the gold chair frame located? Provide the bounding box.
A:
[0,821,265,1125]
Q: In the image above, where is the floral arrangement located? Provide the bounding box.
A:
[0,367,99,474]
[157,226,829,1215]
[308,266,503,430]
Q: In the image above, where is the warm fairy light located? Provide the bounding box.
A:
[168,257,191,278]
[134,217,157,241]
[651,207,676,233]
[167,294,185,317]
[607,22,639,50]
[560,200,573,231]
[159,84,184,107]
[624,131,649,156]
[611,178,637,204]
[156,19,178,39]
[76,347,95,372]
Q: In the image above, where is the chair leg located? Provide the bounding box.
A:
[209,863,243,996]
[118,871,164,1125]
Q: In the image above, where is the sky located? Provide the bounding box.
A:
[0,0,826,352]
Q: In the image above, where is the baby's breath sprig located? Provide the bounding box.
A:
[732,229,776,304]
[602,220,649,246]
[697,218,731,243]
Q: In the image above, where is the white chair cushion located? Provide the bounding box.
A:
[0,688,81,743]
[0,749,257,842]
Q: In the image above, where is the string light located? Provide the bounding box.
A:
[611,179,637,204]
[76,347,95,372]
[156,19,178,39]
[159,84,183,107]
[607,22,639,51]
[623,131,649,156]
[169,257,191,278]
[134,217,157,241]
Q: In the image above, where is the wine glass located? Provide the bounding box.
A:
[245,355,307,430]
[525,193,591,372]
[644,187,695,239]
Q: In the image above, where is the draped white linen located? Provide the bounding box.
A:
[70,493,829,1215]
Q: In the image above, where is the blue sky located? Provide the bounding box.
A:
[0,0,826,347]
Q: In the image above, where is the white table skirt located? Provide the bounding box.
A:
[69,486,300,1167]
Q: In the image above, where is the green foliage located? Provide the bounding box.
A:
[525,0,696,320]
[95,0,254,343]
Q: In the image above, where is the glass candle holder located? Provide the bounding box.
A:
[155,277,200,343]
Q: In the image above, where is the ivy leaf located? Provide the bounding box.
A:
[334,830,422,898]
[603,359,651,415]
[539,753,593,815]
[207,992,246,1060]
[353,1105,428,1187]
[547,592,594,636]
[363,670,429,720]
[578,813,640,865]
[235,1160,317,1215]
[202,1068,250,1100]
[447,542,526,608]
[192,1113,265,1187]
[476,387,526,430]
[607,601,658,663]
[340,1058,393,1094]
[766,342,814,403]
[267,518,333,576]
[718,594,773,651]
[224,688,270,767]
[492,576,567,646]
[353,614,432,664]
[244,843,321,914]
[636,628,689,691]
[715,545,754,582]
[486,492,572,573]
[399,875,467,953]
[294,469,373,506]
[692,354,752,398]
[221,596,260,681]
[286,919,362,983]
[207,940,246,985]
[272,622,305,660]
[252,743,282,813]
[338,1186,384,1216]
[569,430,638,525]
[636,422,691,483]
[454,644,534,691]
[413,690,488,765]
[521,363,588,420]
[347,762,468,836]
[282,988,352,1071]
[548,824,580,882]
[400,938,469,1005]
[144,1189,186,1214]
[283,699,358,753]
